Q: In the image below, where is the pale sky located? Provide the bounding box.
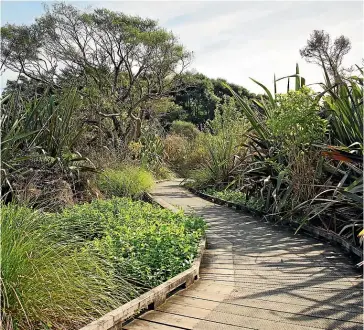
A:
[1,1,363,94]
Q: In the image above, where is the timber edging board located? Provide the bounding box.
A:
[187,187,363,260]
[79,193,206,330]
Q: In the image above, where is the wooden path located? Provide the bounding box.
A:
[124,180,363,330]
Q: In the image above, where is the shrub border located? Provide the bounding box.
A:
[79,193,206,330]
[187,187,363,261]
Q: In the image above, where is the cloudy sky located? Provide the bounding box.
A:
[1,1,363,93]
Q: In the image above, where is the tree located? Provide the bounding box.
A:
[1,23,57,85]
[170,73,254,126]
[172,73,220,124]
[300,30,351,83]
[1,2,192,142]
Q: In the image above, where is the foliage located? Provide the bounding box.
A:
[187,96,249,188]
[267,87,327,149]
[2,197,205,329]
[139,126,165,172]
[97,166,154,199]
[171,73,220,125]
[189,132,238,188]
[163,133,207,177]
[129,123,176,179]
[224,82,271,141]
[1,89,84,173]
[171,72,255,126]
[292,166,363,244]
[274,63,306,93]
[1,203,137,330]
[218,60,363,243]
[1,2,192,144]
[206,96,247,135]
[130,125,174,179]
[50,197,206,288]
[320,70,363,148]
[152,165,174,180]
[1,88,97,205]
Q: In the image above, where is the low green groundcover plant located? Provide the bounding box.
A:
[1,199,205,329]
[204,188,264,211]
[97,166,154,199]
[51,197,206,287]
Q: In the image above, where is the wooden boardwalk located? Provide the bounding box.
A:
[124,180,363,330]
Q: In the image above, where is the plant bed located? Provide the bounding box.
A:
[80,238,206,330]
[1,197,206,330]
[79,194,206,330]
[187,186,363,264]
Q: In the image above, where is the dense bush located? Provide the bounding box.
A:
[187,97,249,188]
[97,166,154,199]
[212,65,363,243]
[164,133,207,177]
[152,164,174,180]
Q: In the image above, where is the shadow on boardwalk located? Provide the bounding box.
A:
[125,180,363,330]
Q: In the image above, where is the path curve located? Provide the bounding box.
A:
[125,180,363,330]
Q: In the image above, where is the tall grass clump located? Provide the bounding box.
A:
[97,166,154,199]
[1,204,137,330]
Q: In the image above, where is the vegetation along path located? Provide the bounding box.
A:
[124,180,363,330]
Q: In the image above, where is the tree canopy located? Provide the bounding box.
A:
[1,2,255,142]
[1,3,192,140]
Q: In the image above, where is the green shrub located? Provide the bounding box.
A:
[200,131,238,187]
[1,204,136,330]
[97,166,154,199]
[267,87,327,149]
[206,96,248,137]
[164,134,208,177]
[170,120,200,140]
[165,98,250,181]
[164,134,189,171]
